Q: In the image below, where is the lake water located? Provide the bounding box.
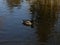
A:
[0,0,60,45]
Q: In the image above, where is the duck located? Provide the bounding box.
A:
[23,20,32,26]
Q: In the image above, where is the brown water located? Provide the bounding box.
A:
[0,0,60,45]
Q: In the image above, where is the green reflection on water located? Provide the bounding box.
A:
[6,0,21,12]
[29,0,58,43]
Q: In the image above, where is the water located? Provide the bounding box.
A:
[0,0,60,45]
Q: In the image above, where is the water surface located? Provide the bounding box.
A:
[0,0,60,45]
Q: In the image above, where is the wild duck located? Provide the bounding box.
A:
[23,20,32,26]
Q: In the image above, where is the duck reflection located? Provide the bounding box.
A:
[6,0,21,11]
[30,0,58,44]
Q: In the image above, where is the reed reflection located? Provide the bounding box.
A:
[6,0,21,11]
[30,0,58,44]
